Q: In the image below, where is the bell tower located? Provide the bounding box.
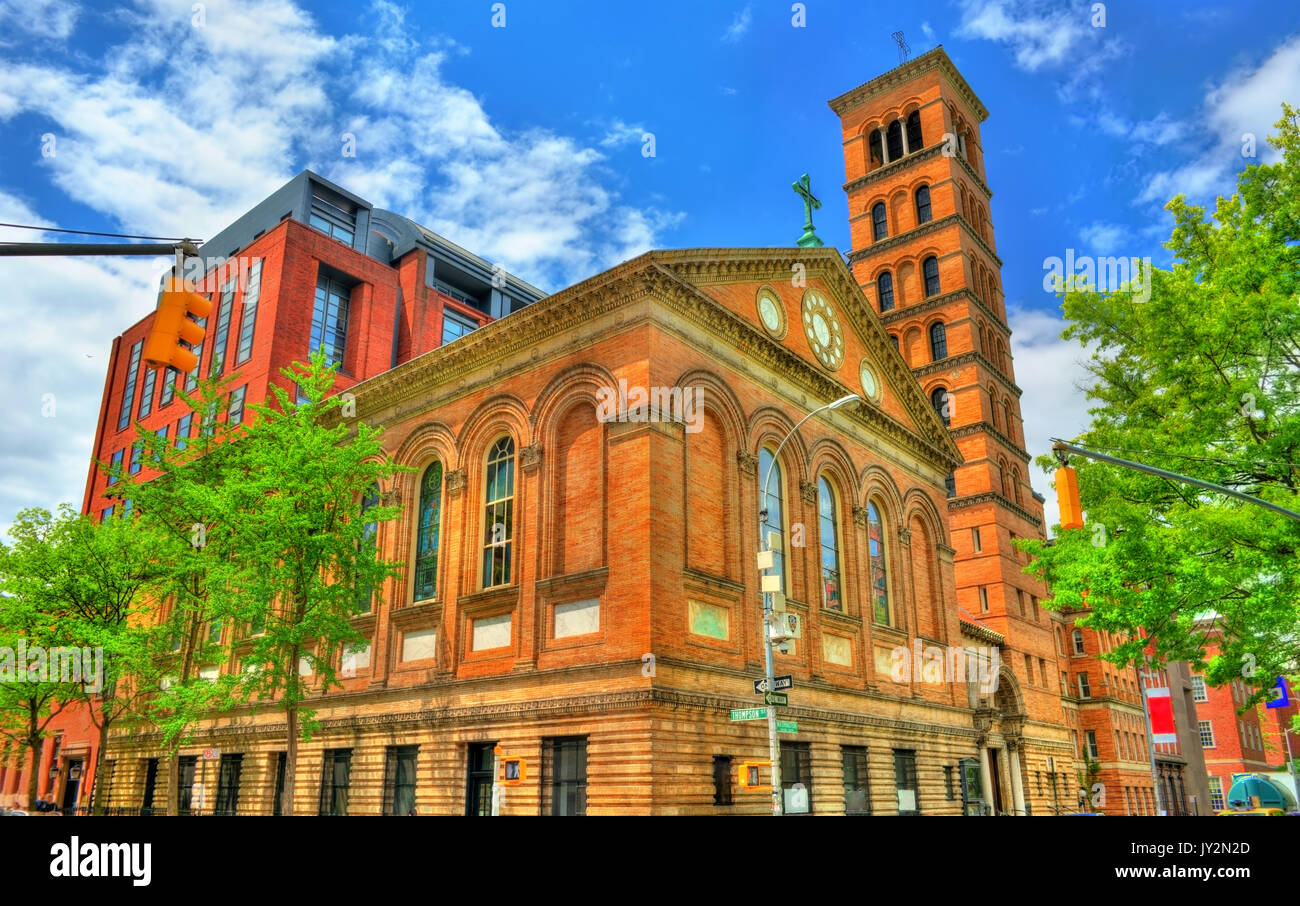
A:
[829,46,1071,810]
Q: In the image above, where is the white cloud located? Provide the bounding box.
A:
[0,0,79,41]
[1137,33,1300,205]
[598,119,646,148]
[722,6,752,43]
[956,0,1091,71]
[0,0,681,526]
[1007,302,1097,535]
[1077,221,1132,255]
[921,21,936,42]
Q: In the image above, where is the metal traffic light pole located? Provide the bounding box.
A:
[0,241,199,257]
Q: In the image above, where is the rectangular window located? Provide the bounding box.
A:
[943,764,955,800]
[107,449,124,485]
[185,310,209,392]
[842,746,870,815]
[442,311,478,345]
[1073,630,1085,655]
[235,259,262,364]
[1208,776,1224,812]
[1031,596,1039,620]
[972,527,981,552]
[228,385,247,426]
[176,413,192,448]
[310,277,351,368]
[137,363,157,419]
[272,752,287,816]
[892,749,919,815]
[1024,653,1034,685]
[309,193,356,246]
[1191,675,1207,702]
[118,340,143,430]
[1077,673,1091,698]
[129,442,143,475]
[214,753,242,816]
[1198,720,1215,748]
[1086,730,1100,760]
[383,745,418,816]
[545,737,588,816]
[208,279,236,377]
[978,586,988,612]
[159,367,177,407]
[101,506,114,521]
[177,755,198,816]
[713,755,733,806]
[781,741,812,815]
[318,748,353,816]
[153,425,168,462]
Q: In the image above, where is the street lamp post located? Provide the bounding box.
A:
[757,393,860,816]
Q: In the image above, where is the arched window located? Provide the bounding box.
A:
[931,387,951,427]
[999,458,1011,497]
[817,477,842,612]
[944,473,957,498]
[759,447,786,594]
[1011,468,1022,505]
[483,436,515,588]
[923,256,940,296]
[872,202,888,241]
[357,483,380,613]
[889,334,900,352]
[867,501,890,625]
[915,185,932,224]
[929,322,947,360]
[886,119,904,161]
[868,129,884,166]
[1003,401,1015,439]
[414,462,443,601]
[906,110,923,151]
[877,271,894,311]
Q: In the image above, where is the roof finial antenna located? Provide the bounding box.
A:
[891,30,910,63]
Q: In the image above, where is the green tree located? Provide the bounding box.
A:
[1021,105,1300,705]
[0,505,167,813]
[213,352,404,815]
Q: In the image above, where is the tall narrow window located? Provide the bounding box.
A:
[923,256,941,297]
[871,202,888,241]
[867,501,889,625]
[842,746,870,815]
[310,277,351,368]
[357,483,379,614]
[209,279,235,377]
[893,749,919,815]
[868,129,884,166]
[931,387,951,427]
[944,473,957,498]
[137,364,157,419]
[906,110,924,151]
[227,385,247,426]
[272,752,286,816]
[107,449,124,485]
[545,737,588,816]
[235,259,262,364]
[758,447,786,594]
[214,753,242,816]
[482,437,515,588]
[118,340,143,430]
[1072,629,1085,655]
[175,413,192,449]
[176,755,197,816]
[159,368,177,407]
[781,741,813,815]
[713,756,733,806]
[817,477,841,612]
[383,745,418,816]
[886,119,904,161]
[877,271,894,311]
[915,185,932,224]
[414,463,443,601]
[318,748,352,816]
[185,310,209,392]
[929,322,947,360]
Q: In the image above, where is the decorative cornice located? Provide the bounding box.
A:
[828,45,989,122]
[910,350,1022,398]
[960,619,1005,645]
[947,490,1043,528]
[848,213,1003,271]
[843,142,994,202]
[878,287,1009,340]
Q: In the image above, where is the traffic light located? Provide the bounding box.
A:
[144,276,211,372]
[1055,465,1084,530]
[737,761,771,792]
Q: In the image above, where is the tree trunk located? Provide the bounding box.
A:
[166,752,179,817]
[90,719,112,815]
[24,739,39,809]
[284,705,297,816]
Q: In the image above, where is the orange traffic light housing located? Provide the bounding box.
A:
[1055,465,1084,530]
[737,761,771,792]
[144,276,211,373]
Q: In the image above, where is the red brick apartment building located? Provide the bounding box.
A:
[0,171,544,811]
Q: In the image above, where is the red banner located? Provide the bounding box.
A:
[1145,687,1177,744]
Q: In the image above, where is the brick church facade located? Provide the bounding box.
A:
[6,49,1191,816]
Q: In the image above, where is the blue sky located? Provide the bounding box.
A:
[1,0,1298,531]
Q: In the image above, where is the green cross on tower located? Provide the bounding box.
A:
[792,173,824,248]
